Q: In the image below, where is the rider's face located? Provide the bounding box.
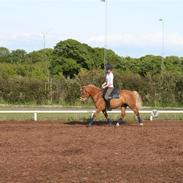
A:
[107,69,111,74]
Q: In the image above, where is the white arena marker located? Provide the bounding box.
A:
[91,112,94,118]
[34,112,38,121]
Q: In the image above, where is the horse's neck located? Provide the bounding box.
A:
[89,87,102,102]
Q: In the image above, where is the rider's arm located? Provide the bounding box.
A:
[102,82,108,89]
[102,82,106,88]
[105,73,113,88]
[104,83,111,88]
[102,84,108,89]
[102,81,112,89]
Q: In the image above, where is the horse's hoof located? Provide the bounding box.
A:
[139,123,144,126]
[108,123,112,126]
[116,123,120,127]
[87,123,92,127]
[117,119,126,126]
[120,120,126,125]
[107,120,112,126]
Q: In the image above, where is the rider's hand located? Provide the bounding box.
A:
[102,85,107,89]
[102,82,106,88]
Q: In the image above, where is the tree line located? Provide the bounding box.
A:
[0,39,182,106]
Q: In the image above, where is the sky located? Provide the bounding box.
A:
[1,0,183,57]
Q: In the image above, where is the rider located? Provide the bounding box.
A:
[102,64,114,111]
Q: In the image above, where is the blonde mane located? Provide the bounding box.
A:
[87,84,102,92]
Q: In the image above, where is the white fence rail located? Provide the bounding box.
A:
[0,110,183,121]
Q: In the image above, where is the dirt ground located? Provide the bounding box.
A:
[0,121,183,183]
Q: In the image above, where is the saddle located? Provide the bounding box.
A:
[109,88,120,99]
[102,88,120,111]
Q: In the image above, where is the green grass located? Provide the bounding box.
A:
[0,113,33,121]
[0,113,183,122]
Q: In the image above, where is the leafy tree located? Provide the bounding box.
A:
[0,39,182,107]
[8,49,27,63]
[139,55,162,76]
[62,58,80,78]
[91,48,104,68]
[27,48,53,63]
[117,57,140,73]
[0,63,17,77]
[50,39,123,78]
[0,47,10,63]
[0,47,10,56]
[175,76,183,105]
[105,49,121,67]
[164,56,183,74]
[53,39,92,68]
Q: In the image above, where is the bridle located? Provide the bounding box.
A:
[80,86,103,102]
[80,87,90,102]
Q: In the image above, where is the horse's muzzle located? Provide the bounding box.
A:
[80,97,87,102]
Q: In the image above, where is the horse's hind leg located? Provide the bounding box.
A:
[121,107,127,123]
[102,109,112,125]
[132,107,143,126]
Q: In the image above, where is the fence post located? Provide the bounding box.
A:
[33,112,38,121]
[150,115,153,121]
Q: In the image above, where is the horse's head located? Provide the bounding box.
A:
[80,86,90,102]
[80,84,101,102]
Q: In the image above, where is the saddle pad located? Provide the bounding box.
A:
[110,88,120,99]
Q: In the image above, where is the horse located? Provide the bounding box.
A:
[80,84,143,126]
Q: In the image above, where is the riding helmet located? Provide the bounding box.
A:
[105,64,112,71]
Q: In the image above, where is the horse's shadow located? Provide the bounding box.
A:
[64,121,109,126]
[64,119,126,126]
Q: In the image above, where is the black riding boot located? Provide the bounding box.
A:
[106,100,111,111]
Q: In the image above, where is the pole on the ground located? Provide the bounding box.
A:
[34,112,38,121]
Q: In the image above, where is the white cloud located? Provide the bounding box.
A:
[0,33,60,51]
[86,32,183,49]
[1,32,183,56]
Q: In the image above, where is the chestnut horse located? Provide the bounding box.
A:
[80,84,143,126]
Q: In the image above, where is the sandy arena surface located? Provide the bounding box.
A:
[0,120,182,183]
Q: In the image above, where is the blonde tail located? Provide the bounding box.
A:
[133,91,143,110]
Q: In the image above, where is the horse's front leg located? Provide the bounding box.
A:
[116,107,126,126]
[102,109,112,126]
[88,110,100,127]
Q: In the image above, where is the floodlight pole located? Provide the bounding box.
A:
[42,32,46,49]
[159,19,165,72]
[41,32,52,103]
[102,0,108,74]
